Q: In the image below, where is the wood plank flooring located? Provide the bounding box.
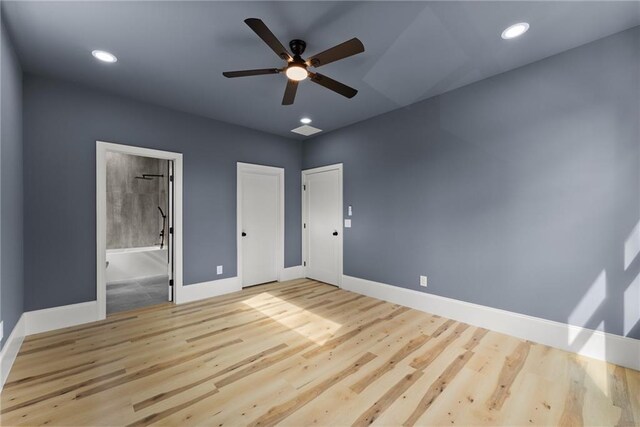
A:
[1,279,639,426]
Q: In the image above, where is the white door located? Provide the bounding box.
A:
[304,166,342,286]
[240,170,280,287]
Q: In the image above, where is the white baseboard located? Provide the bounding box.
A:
[280,265,305,282]
[342,275,640,371]
[176,276,241,304]
[25,301,99,336]
[0,314,26,391]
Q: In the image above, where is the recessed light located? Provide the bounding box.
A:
[92,50,117,63]
[300,117,312,124]
[501,22,529,40]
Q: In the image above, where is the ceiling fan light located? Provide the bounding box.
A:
[286,65,308,81]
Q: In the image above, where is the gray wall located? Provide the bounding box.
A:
[106,152,168,250]
[303,27,640,339]
[24,74,302,311]
[0,17,24,347]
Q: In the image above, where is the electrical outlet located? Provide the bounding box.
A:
[420,275,428,287]
[217,265,223,275]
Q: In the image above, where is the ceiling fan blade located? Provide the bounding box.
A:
[309,72,358,99]
[306,38,364,68]
[244,18,292,61]
[282,80,299,105]
[222,68,280,78]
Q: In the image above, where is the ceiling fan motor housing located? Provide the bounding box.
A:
[286,40,308,78]
[289,39,306,56]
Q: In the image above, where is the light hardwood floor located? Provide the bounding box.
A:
[1,279,639,426]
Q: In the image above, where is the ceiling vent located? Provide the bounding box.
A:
[291,125,322,136]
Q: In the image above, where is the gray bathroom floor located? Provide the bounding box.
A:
[107,275,169,314]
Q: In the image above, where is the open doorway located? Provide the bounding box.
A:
[96,142,183,319]
[104,153,172,314]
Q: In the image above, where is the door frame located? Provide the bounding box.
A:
[96,141,184,320]
[236,162,285,287]
[302,163,344,287]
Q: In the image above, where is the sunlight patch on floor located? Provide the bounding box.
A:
[243,292,341,345]
[581,320,610,397]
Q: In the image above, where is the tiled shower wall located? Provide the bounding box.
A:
[106,152,168,249]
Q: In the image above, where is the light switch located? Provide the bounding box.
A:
[344,219,351,228]
[348,205,353,216]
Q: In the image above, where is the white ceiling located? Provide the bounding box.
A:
[3,1,639,139]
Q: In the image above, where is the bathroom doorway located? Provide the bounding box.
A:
[105,153,171,314]
[96,142,183,319]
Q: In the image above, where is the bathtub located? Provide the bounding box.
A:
[106,245,168,283]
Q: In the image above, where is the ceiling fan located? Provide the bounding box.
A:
[223,18,365,105]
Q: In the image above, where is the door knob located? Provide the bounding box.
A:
[333,231,338,236]
[242,232,247,237]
